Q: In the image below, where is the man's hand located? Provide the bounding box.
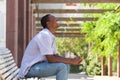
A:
[70,57,82,65]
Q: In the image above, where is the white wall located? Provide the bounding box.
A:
[37,3,84,17]
[0,0,6,47]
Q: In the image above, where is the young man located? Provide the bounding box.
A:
[18,14,82,80]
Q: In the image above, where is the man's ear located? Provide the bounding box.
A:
[46,21,49,25]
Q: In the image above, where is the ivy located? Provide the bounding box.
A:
[82,10,120,58]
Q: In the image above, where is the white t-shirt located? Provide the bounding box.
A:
[18,29,57,78]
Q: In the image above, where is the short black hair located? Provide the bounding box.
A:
[41,14,51,28]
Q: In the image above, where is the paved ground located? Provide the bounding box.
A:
[42,72,120,80]
[43,72,94,80]
[94,76,120,80]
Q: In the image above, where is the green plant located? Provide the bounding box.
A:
[86,55,101,75]
[81,4,120,75]
[56,38,88,73]
[70,64,83,73]
[82,9,120,58]
[56,38,88,57]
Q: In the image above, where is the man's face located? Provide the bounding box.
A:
[47,15,59,30]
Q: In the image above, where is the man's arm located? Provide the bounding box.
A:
[45,54,82,65]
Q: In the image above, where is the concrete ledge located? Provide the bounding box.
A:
[94,76,120,80]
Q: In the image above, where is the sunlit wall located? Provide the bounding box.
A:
[0,0,6,47]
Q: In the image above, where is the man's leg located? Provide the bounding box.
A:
[56,63,70,80]
[25,61,70,80]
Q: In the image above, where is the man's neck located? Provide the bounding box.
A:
[47,28,55,34]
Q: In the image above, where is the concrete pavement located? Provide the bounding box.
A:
[43,72,94,80]
[42,72,120,80]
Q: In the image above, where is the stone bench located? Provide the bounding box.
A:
[0,48,45,80]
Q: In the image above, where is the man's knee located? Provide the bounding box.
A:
[57,63,69,71]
